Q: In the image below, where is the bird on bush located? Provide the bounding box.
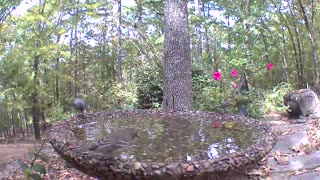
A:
[75,128,139,155]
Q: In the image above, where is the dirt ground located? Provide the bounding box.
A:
[0,143,40,166]
[0,140,95,180]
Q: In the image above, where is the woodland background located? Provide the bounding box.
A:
[0,0,318,140]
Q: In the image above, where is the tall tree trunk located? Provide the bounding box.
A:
[280,31,289,83]
[116,0,123,83]
[163,0,192,110]
[74,27,79,97]
[55,58,59,105]
[17,111,25,139]
[32,55,41,140]
[297,0,319,92]
[289,1,304,88]
[194,0,202,65]
[10,109,15,137]
[24,110,29,135]
[270,0,300,87]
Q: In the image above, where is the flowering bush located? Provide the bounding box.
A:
[267,63,273,71]
[230,70,238,77]
[212,71,222,81]
[208,63,275,119]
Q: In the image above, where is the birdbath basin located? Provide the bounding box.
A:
[49,110,275,179]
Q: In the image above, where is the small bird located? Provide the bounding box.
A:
[75,128,139,155]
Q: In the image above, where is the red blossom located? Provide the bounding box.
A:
[211,121,222,128]
[267,63,273,71]
[230,70,238,77]
[231,82,237,89]
[212,71,222,81]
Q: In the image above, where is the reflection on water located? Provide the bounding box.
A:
[73,116,261,162]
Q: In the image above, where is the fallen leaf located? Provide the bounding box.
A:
[247,169,267,176]
[313,166,320,172]
[291,169,310,176]
[281,128,293,135]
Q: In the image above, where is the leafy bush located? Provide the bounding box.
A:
[193,73,231,112]
[236,89,264,119]
[20,141,47,180]
[134,61,163,109]
[261,82,293,113]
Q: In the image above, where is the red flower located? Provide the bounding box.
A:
[212,71,222,81]
[231,82,237,89]
[230,70,238,77]
[267,63,273,71]
[211,121,222,128]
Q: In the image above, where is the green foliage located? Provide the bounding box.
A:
[234,89,265,119]
[0,0,317,136]
[135,61,163,109]
[46,106,70,123]
[193,73,231,112]
[262,82,293,113]
[20,141,47,180]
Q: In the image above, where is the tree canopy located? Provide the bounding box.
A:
[0,0,318,138]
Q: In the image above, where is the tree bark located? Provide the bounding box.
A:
[24,110,29,135]
[194,0,202,65]
[10,109,15,137]
[116,0,123,83]
[297,0,319,92]
[32,55,41,140]
[163,0,192,110]
[55,58,59,105]
[269,0,301,87]
[17,111,25,139]
[289,0,305,88]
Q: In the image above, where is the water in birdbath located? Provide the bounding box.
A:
[72,116,262,163]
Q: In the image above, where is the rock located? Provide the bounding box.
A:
[180,163,189,169]
[151,163,159,169]
[141,163,148,168]
[186,165,194,172]
[158,163,166,167]
[166,163,178,171]
[74,98,86,113]
[201,161,210,170]
[154,170,161,175]
[284,89,320,119]
[133,162,142,170]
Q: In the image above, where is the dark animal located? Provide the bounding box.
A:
[74,98,86,113]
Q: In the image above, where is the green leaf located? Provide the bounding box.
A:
[20,162,29,170]
[33,163,46,174]
[30,173,42,180]
[22,168,32,177]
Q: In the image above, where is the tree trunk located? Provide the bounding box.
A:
[32,55,41,140]
[116,0,123,83]
[289,1,304,88]
[24,110,29,135]
[55,58,59,106]
[270,0,301,86]
[194,0,202,65]
[17,111,25,139]
[280,31,289,83]
[163,0,192,110]
[11,109,15,137]
[297,0,319,92]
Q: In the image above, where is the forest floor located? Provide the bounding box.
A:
[0,138,95,180]
[1,112,320,179]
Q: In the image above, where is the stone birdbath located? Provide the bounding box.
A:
[49,110,275,180]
